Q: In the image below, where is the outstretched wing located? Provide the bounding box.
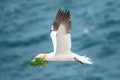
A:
[50,9,71,54]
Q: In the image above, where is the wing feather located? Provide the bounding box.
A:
[50,9,71,54]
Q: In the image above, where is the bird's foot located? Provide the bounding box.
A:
[74,57,84,64]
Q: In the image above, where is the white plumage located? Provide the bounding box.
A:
[35,9,93,64]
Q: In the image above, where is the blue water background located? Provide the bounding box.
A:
[0,0,120,80]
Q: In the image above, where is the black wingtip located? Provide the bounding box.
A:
[52,8,71,33]
[57,8,70,17]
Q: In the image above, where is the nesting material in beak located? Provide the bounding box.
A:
[30,58,47,66]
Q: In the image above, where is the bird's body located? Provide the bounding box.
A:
[35,9,93,64]
[45,52,74,61]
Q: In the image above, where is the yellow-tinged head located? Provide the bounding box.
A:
[35,54,47,60]
[30,53,47,66]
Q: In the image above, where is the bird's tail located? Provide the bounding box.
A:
[78,55,93,64]
[73,53,93,64]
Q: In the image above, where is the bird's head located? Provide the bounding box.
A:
[30,53,47,66]
[35,53,47,60]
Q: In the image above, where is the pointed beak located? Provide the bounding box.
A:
[31,58,35,62]
[30,58,47,66]
[30,58,36,65]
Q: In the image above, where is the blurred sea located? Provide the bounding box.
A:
[0,0,120,80]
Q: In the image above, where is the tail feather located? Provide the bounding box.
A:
[79,55,93,64]
[73,53,93,64]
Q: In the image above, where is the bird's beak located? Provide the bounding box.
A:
[30,58,36,64]
[31,58,35,62]
[30,58,47,66]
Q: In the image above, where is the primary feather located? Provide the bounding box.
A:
[51,9,71,54]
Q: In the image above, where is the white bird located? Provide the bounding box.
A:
[35,9,93,64]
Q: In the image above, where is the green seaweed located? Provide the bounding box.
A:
[30,58,47,66]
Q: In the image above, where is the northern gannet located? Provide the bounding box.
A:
[34,9,93,64]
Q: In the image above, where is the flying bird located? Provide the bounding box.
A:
[34,9,93,64]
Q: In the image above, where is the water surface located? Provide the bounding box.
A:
[0,0,120,80]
